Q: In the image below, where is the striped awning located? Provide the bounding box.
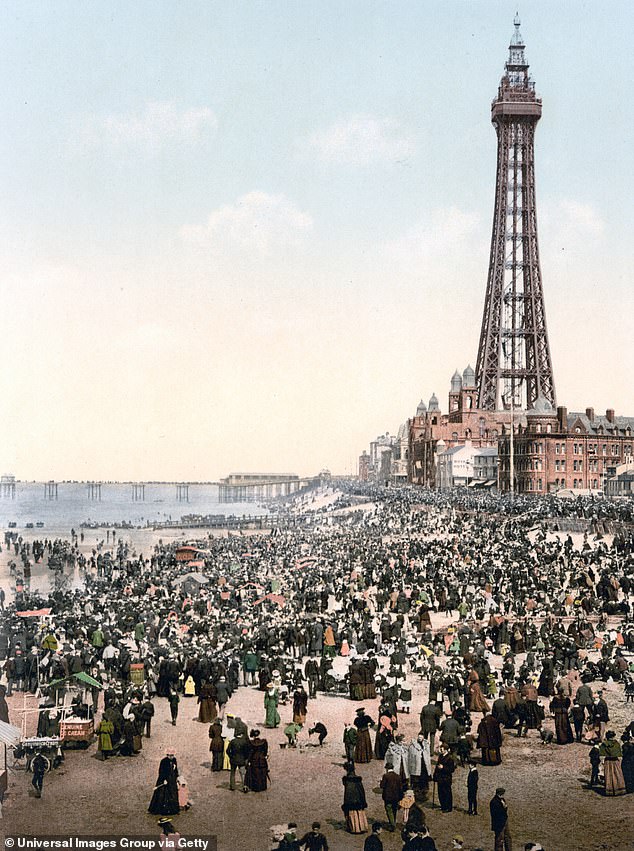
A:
[0,721,21,747]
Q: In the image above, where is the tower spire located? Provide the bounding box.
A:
[475,18,556,412]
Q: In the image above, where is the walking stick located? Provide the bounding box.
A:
[432,779,436,809]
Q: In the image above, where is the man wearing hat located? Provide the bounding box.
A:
[489,788,511,851]
[298,822,329,851]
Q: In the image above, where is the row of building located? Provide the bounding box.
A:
[358,366,634,497]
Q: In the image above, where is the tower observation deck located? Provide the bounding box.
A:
[475,15,556,411]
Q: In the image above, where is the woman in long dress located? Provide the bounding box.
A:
[549,691,574,745]
[245,729,269,792]
[468,669,490,714]
[197,681,217,724]
[209,720,225,772]
[341,761,368,833]
[353,708,374,763]
[264,684,280,728]
[292,686,308,725]
[374,707,394,760]
[477,713,503,766]
[599,731,626,796]
[148,751,180,815]
[621,734,634,793]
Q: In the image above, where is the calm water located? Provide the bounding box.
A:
[0,481,264,528]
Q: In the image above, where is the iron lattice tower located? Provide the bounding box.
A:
[475,16,556,411]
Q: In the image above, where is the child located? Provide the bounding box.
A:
[177,776,191,810]
[467,762,479,815]
[284,721,302,748]
[456,734,471,767]
[589,744,601,787]
[168,689,179,726]
[308,721,328,747]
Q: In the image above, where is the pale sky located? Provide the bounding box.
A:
[1,1,632,481]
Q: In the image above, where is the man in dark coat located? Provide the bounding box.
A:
[490,787,511,851]
[148,750,180,815]
[305,658,320,698]
[467,762,479,815]
[227,730,250,792]
[380,762,404,831]
[31,752,49,798]
[432,746,455,813]
[419,700,442,755]
[575,683,593,719]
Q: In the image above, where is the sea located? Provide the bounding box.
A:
[0,481,264,530]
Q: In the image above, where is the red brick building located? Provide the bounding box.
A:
[498,402,634,494]
[408,367,510,487]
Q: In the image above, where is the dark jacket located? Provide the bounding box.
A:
[227,735,250,767]
[380,769,404,803]
[363,835,383,851]
[490,795,509,833]
[342,773,367,813]
[419,703,442,734]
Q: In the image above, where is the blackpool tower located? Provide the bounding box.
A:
[475,16,556,412]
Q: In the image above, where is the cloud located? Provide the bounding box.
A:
[70,101,217,153]
[307,114,416,165]
[383,206,482,265]
[557,200,605,238]
[181,191,313,256]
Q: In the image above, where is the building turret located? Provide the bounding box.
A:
[462,365,476,388]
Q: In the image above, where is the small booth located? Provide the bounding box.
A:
[46,671,103,747]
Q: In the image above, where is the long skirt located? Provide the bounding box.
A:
[554,711,573,745]
[245,755,268,792]
[354,729,373,763]
[198,699,217,723]
[346,810,368,833]
[374,730,392,760]
[469,685,490,714]
[524,700,541,729]
[604,758,626,796]
[481,747,501,766]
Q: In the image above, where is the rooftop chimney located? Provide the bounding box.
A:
[606,409,615,424]
[585,407,595,422]
[557,406,567,432]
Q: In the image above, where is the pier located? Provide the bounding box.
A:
[217,473,320,503]
[87,482,102,501]
[44,481,58,500]
[131,483,145,501]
